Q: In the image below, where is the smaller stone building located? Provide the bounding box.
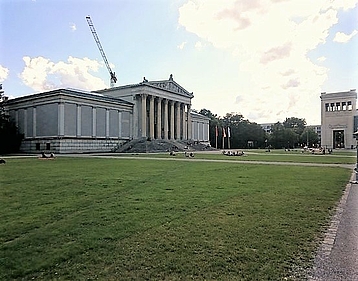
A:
[320,89,357,149]
[6,89,133,153]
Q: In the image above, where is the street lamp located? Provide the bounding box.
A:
[352,130,358,183]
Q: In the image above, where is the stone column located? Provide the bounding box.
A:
[175,102,180,140]
[182,104,186,140]
[132,95,139,139]
[187,104,192,140]
[163,99,168,140]
[92,107,96,137]
[149,96,155,139]
[106,109,110,138]
[58,104,64,136]
[118,111,122,137]
[141,94,147,138]
[170,101,175,140]
[156,98,162,139]
[32,107,37,137]
[76,105,81,137]
[24,109,28,138]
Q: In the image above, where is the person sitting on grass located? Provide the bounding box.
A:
[40,152,55,159]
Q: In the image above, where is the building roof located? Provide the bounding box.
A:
[95,74,194,99]
[5,88,133,106]
[190,111,210,120]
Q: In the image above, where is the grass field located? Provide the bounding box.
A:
[0,156,352,280]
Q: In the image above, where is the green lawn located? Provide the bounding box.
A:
[0,157,352,280]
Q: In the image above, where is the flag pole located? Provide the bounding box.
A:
[215,126,218,149]
[222,127,226,149]
[228,127,231,149]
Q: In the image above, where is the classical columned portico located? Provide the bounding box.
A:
[187,104,192,140]
[156,98,162,139]
[137,93,191,141]
[163,99,169,139]
[175,102,180,140]
[170,101,175,140]
[141,94,147,138]
[149,95,155,139]
[182,104,186,140]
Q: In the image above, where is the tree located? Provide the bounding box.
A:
[300,127,319,147]
[222,113,266,149]
[0,84,23,154]
[283,117,306,136]
[269,122,286,148]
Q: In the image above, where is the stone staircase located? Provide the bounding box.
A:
[112,138,214,153]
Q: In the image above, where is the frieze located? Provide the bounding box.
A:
[328,124,347,129]
[151,81,187,95]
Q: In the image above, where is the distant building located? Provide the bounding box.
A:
[306,125,321,142]
[5,75,210,153]
[320,89,357,149]
[260,123,273,134]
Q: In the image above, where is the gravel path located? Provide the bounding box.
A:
[308,172,358,280]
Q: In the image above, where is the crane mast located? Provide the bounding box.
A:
[86,16,117,87]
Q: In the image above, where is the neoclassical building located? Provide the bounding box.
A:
[6,75,210,153]
[320,89,357,149]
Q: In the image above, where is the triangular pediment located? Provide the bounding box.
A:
[142,75,194,98]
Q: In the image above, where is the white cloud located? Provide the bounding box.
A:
[177,41,187,49]
[0,65,9,82]
[178,0,357,124]
[333,30,358,43]
[69,22,77,32]
[195,41,203,50]
[317,56,326,62]
[20,56,107,92]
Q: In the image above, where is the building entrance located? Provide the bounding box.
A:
[333,130,345,148]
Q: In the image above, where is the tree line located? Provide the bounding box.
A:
[0,85,23,154]
[197,109,320,149]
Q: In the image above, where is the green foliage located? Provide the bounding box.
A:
[0,157,351,280]
[283,117,306,136]
[197,109,318,150]
[300,127,320,147]
[266,118,319,149]
[0,85,23,154]
[199,109,266,149]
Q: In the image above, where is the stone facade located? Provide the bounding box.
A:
[6,75,210,153]
[320,89,357,149]
[96,75,196,141]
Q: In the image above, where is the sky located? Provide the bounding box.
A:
[0,0,357,125]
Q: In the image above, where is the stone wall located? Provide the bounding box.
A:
[20,138,128,154]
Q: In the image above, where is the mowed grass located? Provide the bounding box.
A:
[0,157,351,280]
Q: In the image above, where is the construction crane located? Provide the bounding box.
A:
[86,16,117,87]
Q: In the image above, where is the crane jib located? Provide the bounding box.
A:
[86,16,117,86]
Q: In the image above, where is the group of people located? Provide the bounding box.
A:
[40,152,55,159]
[184,151,195,158]
[169,151,195,157]
[222,150,245,156]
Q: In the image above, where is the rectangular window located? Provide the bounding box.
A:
[348,101,352,110]
[36,143,40,150]
[336,102,341,111]
[325,103,329,111]
[342,102,347,110]
[330,103,335,111]
[46,143,51,150]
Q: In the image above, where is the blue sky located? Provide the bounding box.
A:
[1,0,357,125]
